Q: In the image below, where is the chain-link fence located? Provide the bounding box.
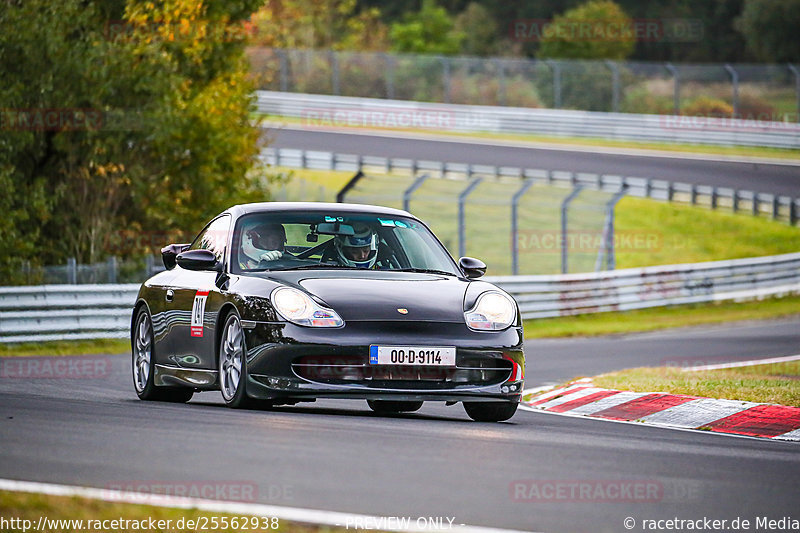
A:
[14,256,165,286]
[249,47,800,122]
[286,170,624,276]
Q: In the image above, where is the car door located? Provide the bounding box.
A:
[168,215,231,370]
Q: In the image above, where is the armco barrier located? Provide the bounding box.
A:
[491,251,800,319]
[0,284,139,343]
[1,253,798,342]
[256,91,800,149]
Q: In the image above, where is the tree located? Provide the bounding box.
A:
[537,0,636,60]
[736,0,800,62]
[0,0,271,274]
[250,0,389,51]
[454,2,499,57]
[389,0,465,55]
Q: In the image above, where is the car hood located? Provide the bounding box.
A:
[298,273,470,322]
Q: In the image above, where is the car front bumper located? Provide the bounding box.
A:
[242,320,525,403]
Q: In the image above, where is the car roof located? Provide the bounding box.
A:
[226,202,416,219]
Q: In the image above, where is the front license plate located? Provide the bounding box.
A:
[369,345,456,366]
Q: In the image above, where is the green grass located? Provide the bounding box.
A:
[261,114,800,161]
[0,490,337,533]
[0,338,130,357]
[614,197,800,268]
[523,295,800,339]
[593,361,800,407]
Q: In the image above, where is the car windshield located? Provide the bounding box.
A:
[231,212,460,275]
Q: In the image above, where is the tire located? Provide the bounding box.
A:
[132,308,193,403]
[367,400,423,414]
[219,311,256,409]
[463,401,518,422]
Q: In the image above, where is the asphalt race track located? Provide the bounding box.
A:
[1,318,799,533]
[267,127,800,197]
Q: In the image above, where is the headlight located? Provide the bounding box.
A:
[464,291,516,331]
[271,287,343,327]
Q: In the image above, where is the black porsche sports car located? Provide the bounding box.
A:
[132,202,524,422]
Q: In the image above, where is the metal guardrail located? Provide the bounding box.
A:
[262,147,800,226]
[0,284,138,343]
[256,91,800,149]
[1,253,798,342]
[488,252,800,319]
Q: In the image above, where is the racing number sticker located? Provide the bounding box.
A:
[191,291,209,337]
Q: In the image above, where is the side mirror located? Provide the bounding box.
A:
[161,243,190,270]
[176,249,220,271]
[459,257,486,279]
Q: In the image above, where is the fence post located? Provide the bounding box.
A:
[605,60,620,112]
[403,173,430,212]
[665,63,680,115]
[330,50,340,95]
[458,178,483,259]
[384,53,395,99]
[792,199,798,226]
[278,49,289,92]
[789,64,800,123]
[67,257,77,284]
[561,186,584,274]
[772,196,780,220]
[724,64,739,117]
[511,179,535,275]
[711,187,718,210]
[336,170,365,203]
[107,256,117,283]
[440,56,451,104]
[495,58,506,106]
[546,60,562,108]
[145,255,154,278]
[732,189,740,213]
[596,186,628,271]
[752,193,760,216]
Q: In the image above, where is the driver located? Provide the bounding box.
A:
[240,222,286,269]
[334,223,378,269]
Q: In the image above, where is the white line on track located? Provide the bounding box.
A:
[0,479,537,533]
[682,353,800,372]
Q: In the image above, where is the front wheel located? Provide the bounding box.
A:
[132,308,193,403]
[367,400,423,413]
[463,401,518,422]
[219,311,256,408]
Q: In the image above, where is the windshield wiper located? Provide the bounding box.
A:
[279,263,358,271]
[394,268,457,277]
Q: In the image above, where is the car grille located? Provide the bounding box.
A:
[291,354,512,387]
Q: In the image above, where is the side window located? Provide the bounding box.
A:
[189,215,231,262]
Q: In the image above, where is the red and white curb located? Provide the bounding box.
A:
[522,378,800,442]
